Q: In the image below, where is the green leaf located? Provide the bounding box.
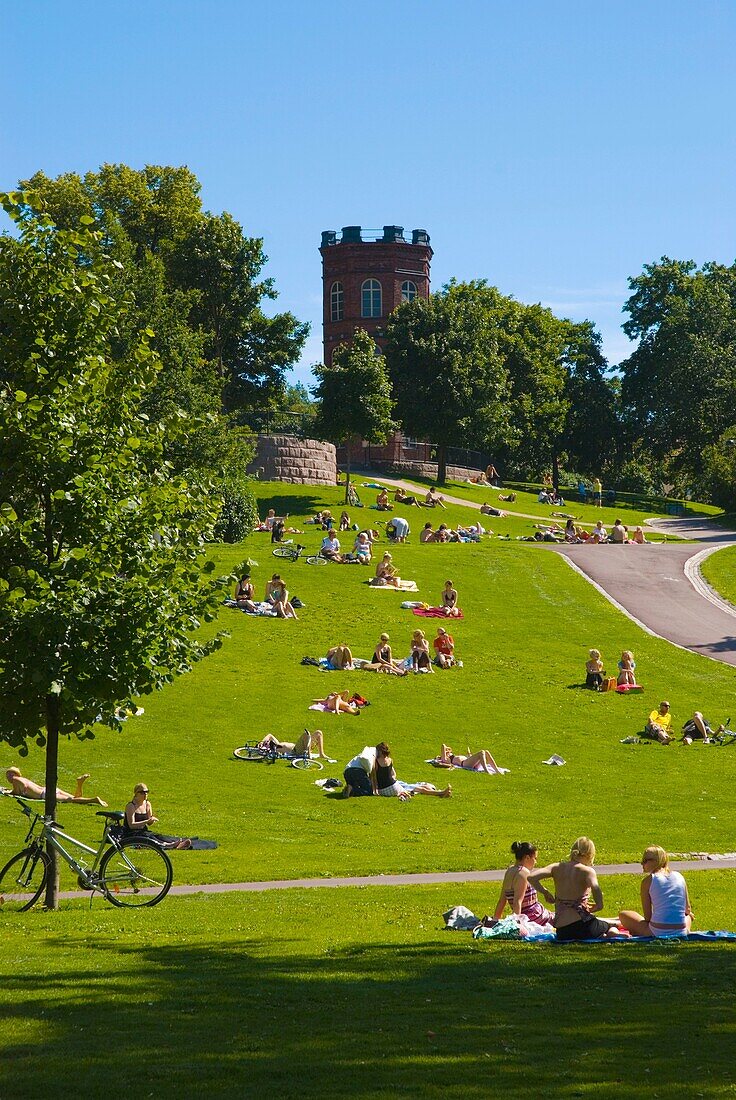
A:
[0,502,18,522]
[14,390,27,403]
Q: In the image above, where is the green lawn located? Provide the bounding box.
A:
[3,481,735,889]
[1,879,735,1098]
[701,545,736,608]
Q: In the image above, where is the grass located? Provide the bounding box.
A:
[700,545,736,608]
[3,481,736,889]
[1,879,735,1098]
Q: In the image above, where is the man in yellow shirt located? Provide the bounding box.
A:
[646,701,672,743]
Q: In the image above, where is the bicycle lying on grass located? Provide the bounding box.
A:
[233,741,325,770]
[0,795,173,912]
[272,543,327,565]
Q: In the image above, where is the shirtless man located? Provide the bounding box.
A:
[5,767,107,806]
[425,486,446,509]
[258,729,332,760]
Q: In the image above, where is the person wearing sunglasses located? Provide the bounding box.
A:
[618,846,693,938]
[124,783,192,850]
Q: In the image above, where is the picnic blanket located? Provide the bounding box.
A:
[224,600,277,617]
[412,607,464,620]
[451,908,736,944]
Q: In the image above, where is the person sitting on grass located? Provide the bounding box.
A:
[394,487,419,506]
[681,712,727,745]
[258,728,332,761]
[493,841,555,926]
[433,744,506,775]
[425,485,446,509]
[528,837,622,941]
[5,768,107,806]
[618,845,693,938]
[353,531,373,564]
[320,529,344,562]
[632,526,649,544]
[433,627,456,668]
[411,629,433,673]
[339,511,351,531]
[375,743,451,800]
[585,648,606,690]
[366,632,407,676]
[590,520,608,544]
[610,518,628,544]
[325,644,354,670]
[376,488,392,511]
[645,701,673,744]
[441,579,460,617]
[124,783,192,849]
[268,578,297,619]
[564,518,580,543]
[420,522,436,543]
[233,574,256,612]
[372,552,402,587]
[617,650,637,687]
[312,691,361,715]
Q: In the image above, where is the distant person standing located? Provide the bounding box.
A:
[485,463,499,486]
[594,477,603,507]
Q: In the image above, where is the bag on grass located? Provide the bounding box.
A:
[600,676,617,693]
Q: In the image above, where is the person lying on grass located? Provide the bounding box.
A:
[124,783,192,849]
[645,701,673,744]
[375,743,451,800]
[618,845,693,937]
[5,768,107,806]
[312,691,360,715]
[325,644,354,671]
[410,629,433,673]
[433,744,505,775]
[493,841,555,925]
[681,712,727,745]
[365,633,408,676]
[528,836,623,941]
[258,729,332,761]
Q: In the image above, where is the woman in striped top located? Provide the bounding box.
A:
[493,841,555,925]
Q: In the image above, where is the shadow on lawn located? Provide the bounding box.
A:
[3,937,736,1097]
[259,493,326,521]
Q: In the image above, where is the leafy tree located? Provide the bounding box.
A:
[702,428,736,512]
[621,258,736,478]
[0,194,232,907]
[385,282,510,485]
[560,321,620,477]
[312,329,394,501]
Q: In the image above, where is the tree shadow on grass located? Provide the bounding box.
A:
[257,494,326,521]
[2,937,736,1097]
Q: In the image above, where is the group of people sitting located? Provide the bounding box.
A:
[420,521,484,543]
[643,701,729,746]
[374,485,446,511]
[323,622,460,675]
[571,519,649,544]
[585,648,640,691]
[233,573,298,619]
[492,837,693,940]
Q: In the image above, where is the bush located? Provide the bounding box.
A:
[213,483,258,543]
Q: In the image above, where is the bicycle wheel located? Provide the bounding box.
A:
[291,757,324,770]
[306,554,328,565]
[0,848,50,913]
[233,744,265,761]
[272,546,296,560]
[98,839,173,908]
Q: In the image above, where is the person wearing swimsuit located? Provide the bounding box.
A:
[441,580,460,618]
[233,575,256,611]
[529,836,621,941]
[374,743,452,800]
[493,841,554,925]
[366,633,407,676]
[618,846,693,937]
[5,767,107,806]
[124,783,192,849]
[434,744,506,775]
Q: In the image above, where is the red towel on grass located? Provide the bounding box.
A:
[412,607,465,620]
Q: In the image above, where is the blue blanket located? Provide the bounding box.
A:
[525,930,736,945]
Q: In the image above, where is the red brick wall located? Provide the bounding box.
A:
[320,237,432,366]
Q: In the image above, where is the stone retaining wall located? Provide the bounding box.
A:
[247,435,337,485]
[367,460,483,482]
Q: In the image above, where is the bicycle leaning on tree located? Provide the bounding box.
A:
[0,794,173,912]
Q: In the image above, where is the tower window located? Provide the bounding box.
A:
[401,280,417,303]
[361,279,382,318]
[330,281,344,322]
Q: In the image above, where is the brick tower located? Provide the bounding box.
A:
[320,225,432,366]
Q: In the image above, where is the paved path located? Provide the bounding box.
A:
[376,476,736,668]
[57,857,736,900]
[374,475,572,525]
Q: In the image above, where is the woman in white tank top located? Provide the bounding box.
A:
[619,846,693,937]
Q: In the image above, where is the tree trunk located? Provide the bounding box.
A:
[44,694,61,910]
[437,444,448,487]
[344,439,351,504]
[552,450,560,494]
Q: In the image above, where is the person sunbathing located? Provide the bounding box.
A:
[258,728,332,760]
[124,783,194,849]
[353,532,373,564]
[632,526,649,544]
[312,691,360,715]
[365,633,407,675]
[681,711,726,745]
[424,486,446,509]
[617,650,637,687]
[585,648,606,690]
[645,701,673,744]
[618,845,693,938]
[480,502,505,517]
[233,574,256,611]
[268,579,297,619]
[375,743,451,800]
[493,841,555,925]
[410,629,433,672]
[372,552,402,587]
[376,489,392,511]
[441,580,460,617]
[325,644,354,670]
[394,488,419,506]
[5,767,107,806]
[420,522,436,543]
[528,836,622,941]
[433,627,456,668]
[433,744,504,775]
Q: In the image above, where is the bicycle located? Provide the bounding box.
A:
[271,543,327,565]
[0,795,173,912]
[233,741,324,770]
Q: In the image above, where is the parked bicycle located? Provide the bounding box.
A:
[271,543,327,565]
[0,794,173,912]
[233,741,324,770]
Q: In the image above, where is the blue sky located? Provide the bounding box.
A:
[4,1,735,385]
